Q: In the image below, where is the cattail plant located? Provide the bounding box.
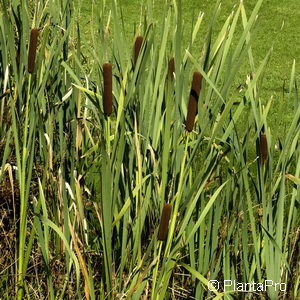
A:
[103,63,113,116]
[185,72,202,132]
[259,132,268,165]
[134,35,143,64]
[27,28,39,73]
[158,204,172,241]
[168,57,175,79]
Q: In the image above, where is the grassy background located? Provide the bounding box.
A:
[78,0,300,138]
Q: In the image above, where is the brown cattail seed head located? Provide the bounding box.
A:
[28,28,39,73]
[134,36,143,64]
[103,63,113,116]
[185,72,202,132]
[259,133,268,165]
[168,57,175,78]
[158,204,172,241]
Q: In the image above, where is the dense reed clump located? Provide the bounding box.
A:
[134,35,143,64]
[27,28,39,73]
[185,72,202,132]
[1,1,299,299]
[158,204,172,241]
[103,63,113,116]
[259,132,268,165]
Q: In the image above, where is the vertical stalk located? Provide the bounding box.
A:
[15,72,35,299]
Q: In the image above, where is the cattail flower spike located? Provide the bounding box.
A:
[103,63,113,116]
[28,28,40,73]
[158,204,172,241]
